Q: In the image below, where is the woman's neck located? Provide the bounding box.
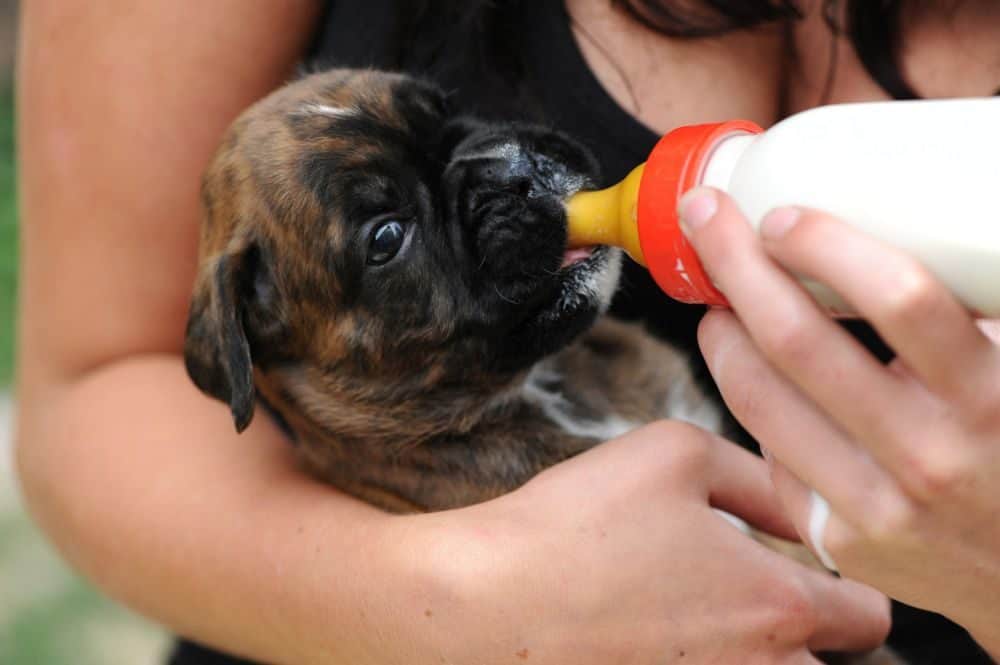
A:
[565,0,787,133]
[566,0,1000,133]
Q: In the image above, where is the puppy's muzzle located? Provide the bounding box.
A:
[447,135,594,299]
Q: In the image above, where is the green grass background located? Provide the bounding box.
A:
[0,82,14,383]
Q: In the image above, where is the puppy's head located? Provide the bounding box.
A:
[185,69,621,440]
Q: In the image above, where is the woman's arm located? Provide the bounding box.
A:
[14,3,399,662]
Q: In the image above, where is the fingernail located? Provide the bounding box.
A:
[678,187,718,235]
[759,207,801,240]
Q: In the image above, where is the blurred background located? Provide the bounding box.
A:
[0,3,171,663]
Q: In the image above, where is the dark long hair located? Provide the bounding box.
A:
[395,0,918,101]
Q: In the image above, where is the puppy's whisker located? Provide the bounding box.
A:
[494,284,521,305]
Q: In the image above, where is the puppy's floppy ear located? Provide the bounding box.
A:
[184,235,257,432]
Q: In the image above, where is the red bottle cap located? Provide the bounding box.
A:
[636,120,764,306]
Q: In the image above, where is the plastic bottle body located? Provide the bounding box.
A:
[699,97,1000,315]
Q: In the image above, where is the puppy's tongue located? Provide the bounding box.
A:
[561,246,594,268]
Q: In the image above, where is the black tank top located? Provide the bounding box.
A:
[168,1,990,663]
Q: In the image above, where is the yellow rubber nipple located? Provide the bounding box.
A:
[565,164,647,266]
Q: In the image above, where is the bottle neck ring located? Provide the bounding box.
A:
[637,120,763,306]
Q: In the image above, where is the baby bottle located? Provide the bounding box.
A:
[565,97,1000,316]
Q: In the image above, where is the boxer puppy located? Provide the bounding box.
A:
[184,68,900,664]
[184,68,714,510]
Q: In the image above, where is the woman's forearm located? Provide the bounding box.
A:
[15,355,432,664]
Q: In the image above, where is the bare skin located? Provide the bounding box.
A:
[18,0,998,662]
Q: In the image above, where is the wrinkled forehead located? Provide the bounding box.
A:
[214,71,447,244]
[273,71,448,204]
[285,70,448,146]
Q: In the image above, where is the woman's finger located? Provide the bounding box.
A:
[767,455,818,536]
[679,188,933,475]
[625,425,892,655]
[701,500,891,656]
[699,309,898,528]
[758,206,1000,412]
[759,461,891,653]
[663,422,803,541]
[742,514,891,654]
[800,564,892,653]
[767,455,845,570]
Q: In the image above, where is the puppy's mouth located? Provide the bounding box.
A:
[561,245,595,268]
[520,243,619,319]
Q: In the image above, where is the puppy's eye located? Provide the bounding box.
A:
[367,220,407,265]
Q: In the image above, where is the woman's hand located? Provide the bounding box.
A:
[680,187,1000,654]
[398,421,889,664]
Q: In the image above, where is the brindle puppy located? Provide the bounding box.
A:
[184,68,901,664]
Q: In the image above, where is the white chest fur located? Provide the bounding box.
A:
[522,364,722,441]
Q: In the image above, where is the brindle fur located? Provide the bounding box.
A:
[257,316,693,512]
[185,69,903,664]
